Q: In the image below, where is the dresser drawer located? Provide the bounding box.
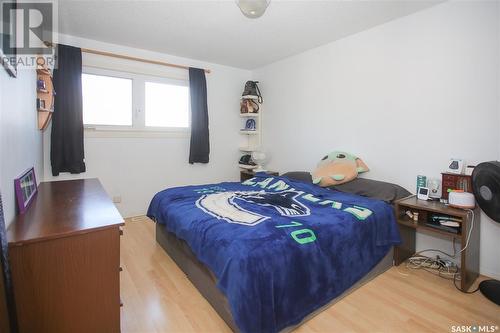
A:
[10,227,121,333]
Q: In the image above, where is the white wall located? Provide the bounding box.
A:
[43,34,251,217]
[0,68,44,227]
[254,1,500,278]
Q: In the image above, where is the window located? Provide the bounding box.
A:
[145,82,189,128]
[82,74,133,126]
[82,68,190,132]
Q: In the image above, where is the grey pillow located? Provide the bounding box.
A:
[282,171,411,204]
[330,178,412,204]
[281,171,312,183]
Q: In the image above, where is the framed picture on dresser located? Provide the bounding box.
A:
[14,167,37,214]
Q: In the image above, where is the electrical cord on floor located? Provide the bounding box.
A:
[453,272,479,294]
[406,254,458,280]
[405,209,479,293]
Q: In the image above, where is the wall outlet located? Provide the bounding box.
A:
[112,196,122,204]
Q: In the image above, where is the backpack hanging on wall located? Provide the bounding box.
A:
[242,81,263,103]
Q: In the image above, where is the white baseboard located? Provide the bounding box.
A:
[479,268,500,280]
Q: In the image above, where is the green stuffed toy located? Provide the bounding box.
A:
[311,151,369,187]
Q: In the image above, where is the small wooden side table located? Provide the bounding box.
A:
[393,195,480,292]
[240,169,279,182]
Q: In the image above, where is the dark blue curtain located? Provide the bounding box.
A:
[51,44,86,176]
[188,67,210,164]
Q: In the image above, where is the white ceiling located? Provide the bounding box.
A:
[58,0,441,69]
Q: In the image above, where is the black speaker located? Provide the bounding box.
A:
[472,161,500,305]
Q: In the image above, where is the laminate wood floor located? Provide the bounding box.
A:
[121,217,500,333]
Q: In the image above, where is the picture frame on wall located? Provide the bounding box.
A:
[1,0,18,78]
[0,47,16,78]
[14,167,37,214]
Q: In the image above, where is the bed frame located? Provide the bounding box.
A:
[156,223,394,332]
[155,223,393,332]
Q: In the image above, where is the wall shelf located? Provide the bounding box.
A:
[239,91,262,160]
[241,95,260,100]
[36,65,55,130]
[239,146,259,152]
[37,108,54,113]
[240,113,259,117]
[240,130,259,135]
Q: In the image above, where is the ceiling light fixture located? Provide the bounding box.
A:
[236,0,270,19]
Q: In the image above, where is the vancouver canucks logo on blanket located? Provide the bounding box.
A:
[195,190,310,226]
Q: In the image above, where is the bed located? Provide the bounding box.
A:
[147,173,409,333]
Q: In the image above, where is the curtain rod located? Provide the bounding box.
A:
[44,42,211,74]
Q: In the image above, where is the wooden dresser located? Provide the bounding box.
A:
[7,179,124,333]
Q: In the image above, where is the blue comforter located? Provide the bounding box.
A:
[147,174,400,333]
